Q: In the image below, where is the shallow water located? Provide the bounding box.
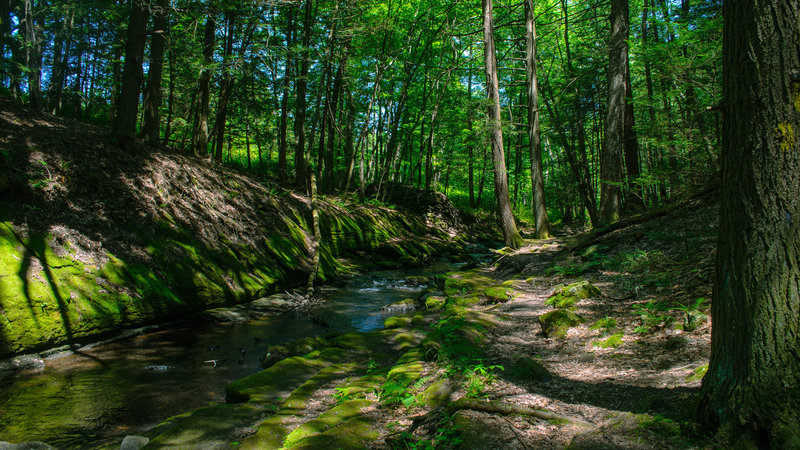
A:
[0,259,468,449]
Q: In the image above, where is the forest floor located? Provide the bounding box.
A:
[367,192,718,449]
[136,190,717,449]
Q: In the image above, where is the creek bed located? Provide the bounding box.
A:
[0,258,474,449]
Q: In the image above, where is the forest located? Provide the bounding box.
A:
[0,0,798,449]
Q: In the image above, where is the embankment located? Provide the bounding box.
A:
[0,99,479,357]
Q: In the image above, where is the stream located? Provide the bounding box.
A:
[0,253,490,449]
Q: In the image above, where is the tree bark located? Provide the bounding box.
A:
[22,0,43,110]
[599,0,628,225]
[294,0,313,190]
[112,0,149,138]
[141,0,169,144]
[483,0,523,249]
[192,5,216,156]
[278,7,295,183]
[698,1,800,446]
[213,11,235,162]
[525,0,551,239]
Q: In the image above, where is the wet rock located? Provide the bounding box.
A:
[538,309,585,339]
[0,442,55,449]
[404,275,430,285]
[380,298,417,313]
[249,295,295,315]
[120,435,150,450]
[198,306,251,323]
[546,281,601,308]
[0,355,45,372]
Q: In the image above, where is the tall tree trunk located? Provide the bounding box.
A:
[599,0,628,225]
[483,0,523,249]
[623,63,644,211]
[22,0,43,110]
[325,48,347,193]
[699,1,800,446]
[192,6,216,156]
[294,0,313,190]
[48,7,74,114]
[164,41,175,142]
[112,0,149,138]
[467,62,476,208]
[278,7,295,183]
[213,11,235,162]
[142,0,169,144]
[525,0,551,239]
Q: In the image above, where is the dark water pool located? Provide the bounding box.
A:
[0,259,466,448]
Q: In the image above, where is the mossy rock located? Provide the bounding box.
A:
[381,298,417,313]
[417,379,454,408]
[538,309,585,339]
[425,296,445,310]
[404,275,430,285]
[288,415,380,449]
[226,348,346,403]
[260,336,330,368]
[513,357,552,382]
[483,285,512,303]
[436,270,496,297]
[384,315,412,329]
[145,403,264,448]
[283,399,375,448]
[545,281,602,308]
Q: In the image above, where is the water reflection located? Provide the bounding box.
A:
[0,260,463,448]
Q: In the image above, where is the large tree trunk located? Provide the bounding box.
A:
[48,6,74,115]
[698,1,800,446]
[623,40,643,211]
[141,0,169,144]
[192,6,216,156]
[482,0,523,249]
[525,0,551,239]
[213,12,235,162]
[22,0,43,110]
[598,0,628,225]
[112,0,149,138]
[278,7,295,183]
[294,0,313,190]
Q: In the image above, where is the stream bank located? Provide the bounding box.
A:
[0,100,491,358]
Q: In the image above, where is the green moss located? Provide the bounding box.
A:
[437,270,496,297]
[545,281,601,308]
[384,316,412,329]
[592,332,624,348]
[538,309,585,339]
[283,399,374,448]
[686,364,708,382]
[145,403,264,448]
[483,285,512,303]
[425,296,445,310]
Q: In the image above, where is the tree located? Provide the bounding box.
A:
[294,0,313,189]
[112,0,149,138]
[22,0,43,110]
[192,5,216,156]
[524,0,550,239]
[599,0,628,225]
[141,0,169,143]
[482,0,523,249]
[699,0,800,446]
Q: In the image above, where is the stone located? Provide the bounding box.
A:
[120,435,150,450]
[380,298,417,313]
[418,379,454,408]
[538,309,585,339]
[0,442,55,449]
[545,281,601,308]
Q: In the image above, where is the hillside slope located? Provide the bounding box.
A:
[0,99,472,356]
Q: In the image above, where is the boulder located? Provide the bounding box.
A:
[120,435,150,450]
[546,281,601,308]
[538,309,585,339]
